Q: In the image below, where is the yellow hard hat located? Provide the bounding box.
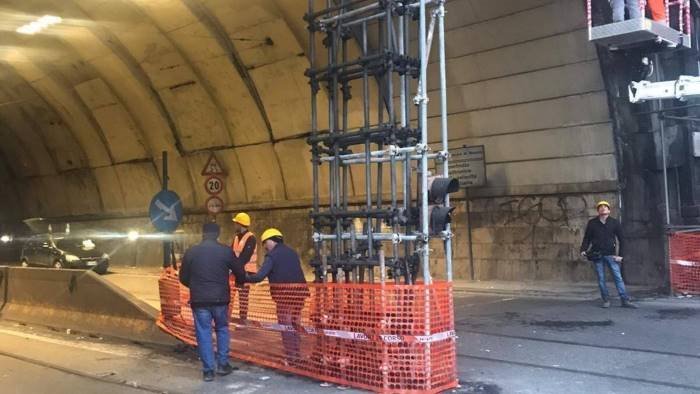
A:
[261,228,283,242]
[232,212,251,227]
[596,201,611,209]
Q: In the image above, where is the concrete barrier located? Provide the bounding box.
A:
[0,267,177,346]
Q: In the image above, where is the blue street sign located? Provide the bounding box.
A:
[149,190,183,233]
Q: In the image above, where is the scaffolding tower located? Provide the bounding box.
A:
[306,0,457,285]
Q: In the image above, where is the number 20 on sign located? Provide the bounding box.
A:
[204,176,224,195]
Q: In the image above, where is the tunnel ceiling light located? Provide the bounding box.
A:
[16,15,62,35]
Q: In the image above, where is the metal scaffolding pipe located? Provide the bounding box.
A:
[437,0,452,282]
[418,0,431,285]
[318,2,380,25]
[314,232,419,242]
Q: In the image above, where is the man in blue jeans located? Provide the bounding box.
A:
[580,201,637,309]
[610,0,641,22]
[180,222,247,381]
[246,228,309,365]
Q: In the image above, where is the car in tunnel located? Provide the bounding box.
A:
[19,234,110,275]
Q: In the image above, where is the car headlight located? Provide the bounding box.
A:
[102,253,109,259]
[64,254,80,262]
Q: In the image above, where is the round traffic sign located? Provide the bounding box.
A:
[149,190,183,233]
[205,196,224,214]
[204,176,224,195]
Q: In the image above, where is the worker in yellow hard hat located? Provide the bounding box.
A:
[580,200,636,309]
[230,212,257,321]
[247,228,308,364]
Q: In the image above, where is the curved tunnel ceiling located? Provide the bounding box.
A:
[0,0,365,221]
[0,0,611,223]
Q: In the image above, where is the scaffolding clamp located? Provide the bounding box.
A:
[312,232,323,243]
[388,144,400,157]
[439,230,453,240]
[415,143,429,155]
[413,93,429,105]
[391,233,402,244]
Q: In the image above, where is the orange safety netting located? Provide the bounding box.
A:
[157,269,458,393]
[669,232,700,295]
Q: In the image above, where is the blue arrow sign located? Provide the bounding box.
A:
[149,190,183,233]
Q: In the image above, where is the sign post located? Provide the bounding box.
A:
[149,151,183,269]
[201,152,226,216]
[448,145,486,280]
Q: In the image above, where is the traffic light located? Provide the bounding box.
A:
[428,176,459,204]
[427,176,459,235]
[430,206,455,235]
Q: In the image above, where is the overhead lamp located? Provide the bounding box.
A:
[17,15,62,35]
[0,234,12,243]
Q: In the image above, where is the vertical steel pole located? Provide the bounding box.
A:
[437,1,452,282]
[402,11,413,284]
[386,5,400,283]
[340,3,353,282]
[162,151,170,269]
[376,14,385,233]
[362,20,373,283]
[309,0,324,283]
[419,0,431,285]
[660,116,671,226]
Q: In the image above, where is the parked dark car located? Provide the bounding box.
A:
[20,234,109,274]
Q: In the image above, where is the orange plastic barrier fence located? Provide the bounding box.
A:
[157,270,458,393]
[669,232,700,295]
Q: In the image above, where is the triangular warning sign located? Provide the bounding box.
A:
[201,153,226,176]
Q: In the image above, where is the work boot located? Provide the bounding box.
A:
[203,370,215,382]
[621,299,638,309]
[601,300,611,308]
[216,363,238,376]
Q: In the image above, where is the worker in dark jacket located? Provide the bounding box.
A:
[180,222,246,381]
[246,228,308,363]
[580,201,637,309]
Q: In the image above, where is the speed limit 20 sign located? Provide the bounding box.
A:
[204,176,224,195]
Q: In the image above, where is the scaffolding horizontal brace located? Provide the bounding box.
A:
[314,232,420,242]
[339,152,440,165]
[306,53,418,80]
[307,125,418,147]
[311,209,394,219]
[319,145,419,162]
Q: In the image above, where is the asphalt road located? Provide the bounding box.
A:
[1,288,699,393]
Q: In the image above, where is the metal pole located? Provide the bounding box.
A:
[362,20,373,283]
[437,0,452,282]
[660,116,671,226]
[466,189,475,280]
[418,0,431,285]
[162,151,170,269]
[309,0,324,283]
[376,14,385,235]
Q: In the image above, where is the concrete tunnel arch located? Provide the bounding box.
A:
[0,0,652,285]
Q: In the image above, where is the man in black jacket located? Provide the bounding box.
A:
[180,222,246,381]
[580,201,637,309]
[247,228,308,363]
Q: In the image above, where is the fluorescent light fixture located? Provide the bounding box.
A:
[127,231,140,242]
[17,15,62,35]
